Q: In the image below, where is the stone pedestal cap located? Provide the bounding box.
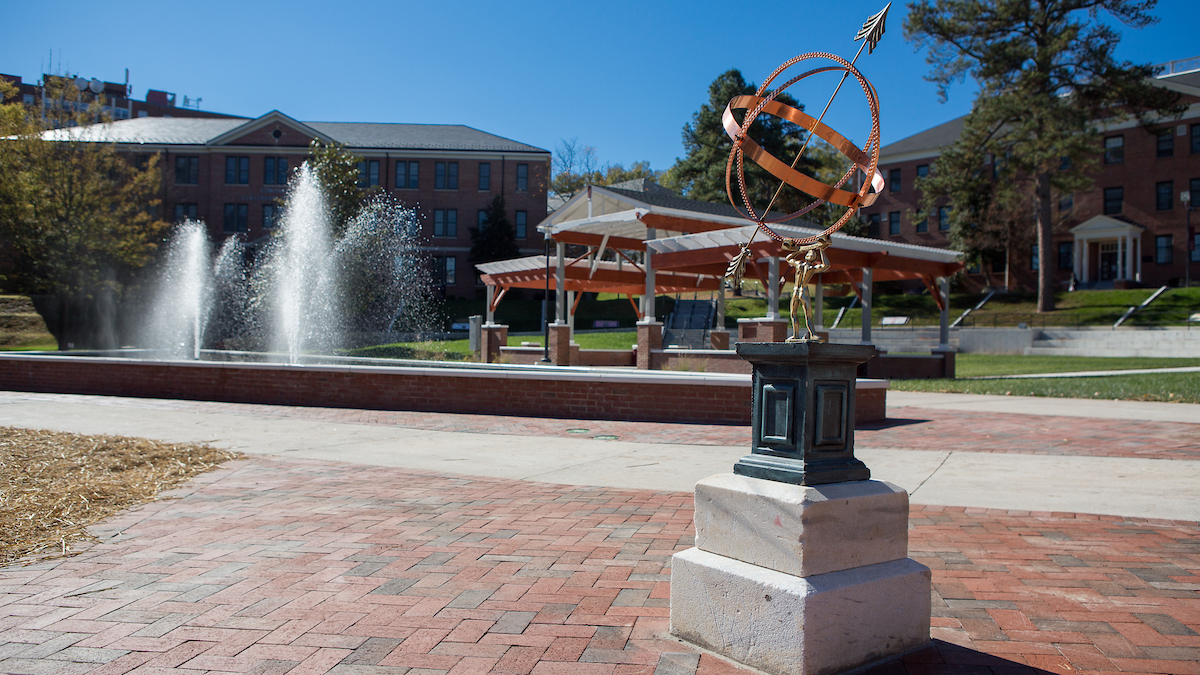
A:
[694,473,909,578]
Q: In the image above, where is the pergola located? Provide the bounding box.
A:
[477,180,964,345]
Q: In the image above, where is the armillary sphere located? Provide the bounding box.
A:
[723,51,885,248]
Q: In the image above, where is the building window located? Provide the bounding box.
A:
[1103,187,1123,215]
[1031,245,1039,271]
[433,209,457,237]
[1157,129,1174,158]
[436,162,458,189]
[396,160,419,189]
[358,160,380,187]
[174,156,199,185]
[1156,181,1173,211]
[435,256,456,286]
[1156,235,1173,264]
[515,210,527,238]
[223,204,248,233]
[263,157,289,185]
[888,168,901,192]
[478,209,488,227]
[1192,124,1200,154]
[916,214,927,233]
[1192,177,1200,206]
[888,211,900,236]
[1059,193,1074,211]
[479,162,490,191]
[516,163,528,192]
[865,213,880,238]
[1104,136,1123,164]
[937,206,950,232]
[916,164,928,178]
[1057,242,1073,270]
[225,156,249,184]
[173,203,198,222]
[263,204,278,229]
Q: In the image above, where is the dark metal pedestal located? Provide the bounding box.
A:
[734,342,876,486]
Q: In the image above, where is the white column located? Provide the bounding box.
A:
[1081,237,1089,283]
[1126,233,1135,282]
[861,268,873,345]
[1080,234,1089,281]
[486,284,495,324]
[1136,236,1143,281]
[766,256,780,320]
[642,229,656,321]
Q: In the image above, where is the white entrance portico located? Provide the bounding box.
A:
[1071,215,1144,285]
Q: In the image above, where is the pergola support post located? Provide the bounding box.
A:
[555,241,566,325]
[860,268,873,345]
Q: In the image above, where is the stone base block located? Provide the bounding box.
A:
[671,547,930,675]
[694,475,909,578]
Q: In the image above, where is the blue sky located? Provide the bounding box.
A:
[3,0,1197,172]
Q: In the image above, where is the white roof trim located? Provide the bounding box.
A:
[538,208,650,234]
[1070,215,1145,237]
[648,223,963,264]
[207,110,335,146]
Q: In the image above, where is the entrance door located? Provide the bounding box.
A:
[1100,242,1119,281]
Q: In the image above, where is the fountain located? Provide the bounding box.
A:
[141,219,213,360]
[140,162,439,362]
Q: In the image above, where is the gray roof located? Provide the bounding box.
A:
[306,122,547,153]
[43,116,248,145]
[43,113,548,153]
[878,115,966,161]
[602,179,790,222]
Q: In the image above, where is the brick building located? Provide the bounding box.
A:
[858,60,1200,291]
[55,110,550,298]
[1,72,241,122]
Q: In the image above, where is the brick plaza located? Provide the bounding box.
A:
[1,398,1198,675]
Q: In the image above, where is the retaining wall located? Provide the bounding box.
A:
[0,353,887,425]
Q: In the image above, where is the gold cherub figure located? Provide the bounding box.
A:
[782,234,832,342]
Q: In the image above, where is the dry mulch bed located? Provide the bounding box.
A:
[0,427,240,565]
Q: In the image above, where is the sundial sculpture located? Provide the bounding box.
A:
[723,3,889,343]
[671,14,932,675]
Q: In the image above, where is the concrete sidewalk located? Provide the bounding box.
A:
[0,390,1197,521]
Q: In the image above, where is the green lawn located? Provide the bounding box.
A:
[954,354,1200,377]
[890,372,1200,404]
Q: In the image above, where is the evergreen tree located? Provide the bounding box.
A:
[307,139,366,236]
[662,68,820,216]
[469,195,521,270]
[906,0,1183,311]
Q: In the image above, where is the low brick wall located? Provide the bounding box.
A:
[0,354,888,425]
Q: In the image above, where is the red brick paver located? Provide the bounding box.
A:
[2,456,1197,674]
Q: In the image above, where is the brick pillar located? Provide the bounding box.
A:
[738,318,788,343]
[549,323,572,366]
[710,329,730,350]
[933,347,956,379]
[636,320,663,370]
[481,324,508,363]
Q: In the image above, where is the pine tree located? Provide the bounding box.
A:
[469,195,520,271]
[662,68,819,216]
[906,0,1183,311]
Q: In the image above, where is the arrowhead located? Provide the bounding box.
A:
[854,2,891,54]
